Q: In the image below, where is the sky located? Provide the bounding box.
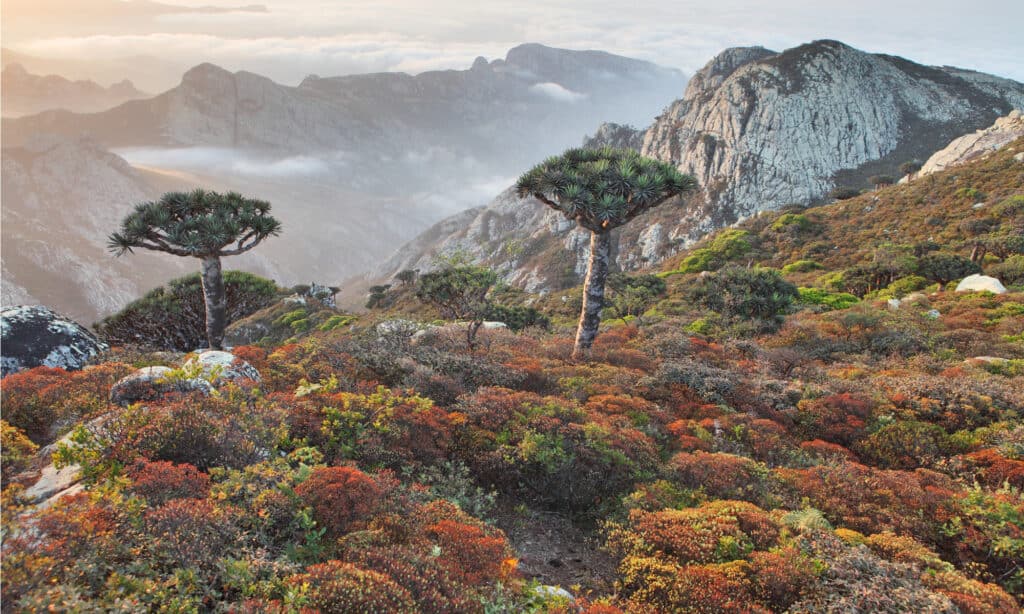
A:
[2,0,1022,91]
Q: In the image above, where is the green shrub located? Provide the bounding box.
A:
[687,267,798,332]
[674,229,753,274]
[96,271,278,350]
[782,260,823,274]
[796,287,860,310]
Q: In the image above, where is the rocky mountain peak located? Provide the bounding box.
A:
[682,46,776,102]
[179,62,236,90]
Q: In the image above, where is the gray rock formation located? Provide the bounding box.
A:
[109,365,213,407]
[913,109,1024,177]
[375,40,1024,293]
[641,40,1024,219]
[1,305,108,376]
[583,123,645,151]
[183,350,261,385]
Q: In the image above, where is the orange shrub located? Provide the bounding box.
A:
[128,460,211,505]
[669,451,776,504]
[295,466,382,538]
[289,560,416,613]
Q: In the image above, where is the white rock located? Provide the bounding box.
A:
[969,356,1009,365]
[110,365,213,406]
[917,109,1024,177]
[531,585,575,602]
[185,350,261,385]
[887,298,901,310]
[955,274,1007,294]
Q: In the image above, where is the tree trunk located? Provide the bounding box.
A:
[200,255,227,350]
[573,231,611,360]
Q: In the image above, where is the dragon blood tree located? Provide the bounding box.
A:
[108,189,282,350]
[516,147,697,359]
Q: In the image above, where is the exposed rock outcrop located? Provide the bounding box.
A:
[110,366,213,407]
[183,350,261,386]
[1,305,108,376]
[641,40,1024,218]
[913,109,1024,177]
[583,122,645,151]
[955,274,1008,294]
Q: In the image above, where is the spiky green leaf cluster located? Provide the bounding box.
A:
[108,189,282,257]
[515,147,697,233]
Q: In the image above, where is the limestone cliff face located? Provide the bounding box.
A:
[376,41,1024,293]
[641,40,1024,219]
[913,109,1024,177]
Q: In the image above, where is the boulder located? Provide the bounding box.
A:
[1,305,108,377]
[955,274,1007,294]
[110,365,212,407]
[531,585,575,602]
[183,350,261,385]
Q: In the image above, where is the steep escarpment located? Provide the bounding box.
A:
[642,40,1024,218]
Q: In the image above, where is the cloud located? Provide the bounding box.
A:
[5,0,1022,89]
[115,146,338,177]
[529,82,587,102]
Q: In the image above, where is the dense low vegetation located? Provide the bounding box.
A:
[2,142,1022,612]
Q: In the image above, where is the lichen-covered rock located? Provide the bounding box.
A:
[955,274,1007,294]
[914,109,1024,178]
[110,366,212,407]
[1,305,108,377]
[184,350,261,385]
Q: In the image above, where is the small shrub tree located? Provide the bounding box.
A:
[605,273,667,323]
[108,190,281,349]
[917,253,981,285]
[687,267,798,332]
[516,147,697,358]
[869,175,895,190]
[416,266,498,350]
[899,160,923,179]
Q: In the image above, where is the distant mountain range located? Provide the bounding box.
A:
[1,44,687,322]
[2,63,148,117]
[373,40,1024,295]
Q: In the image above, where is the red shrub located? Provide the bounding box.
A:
[1,366,74,442]
[670,451,775,503]
[792,393,873,446]
[128,460,211,505]
[144,498,241,571]
[677,563,762,613]
[747,547,819,610]
[289,560,416,613]
[295,466,382,537]
[777,462,958,542]
[343,545,481,613]
[963,448,1024,489]
[800,439,858,462]
[426,519,514,585]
